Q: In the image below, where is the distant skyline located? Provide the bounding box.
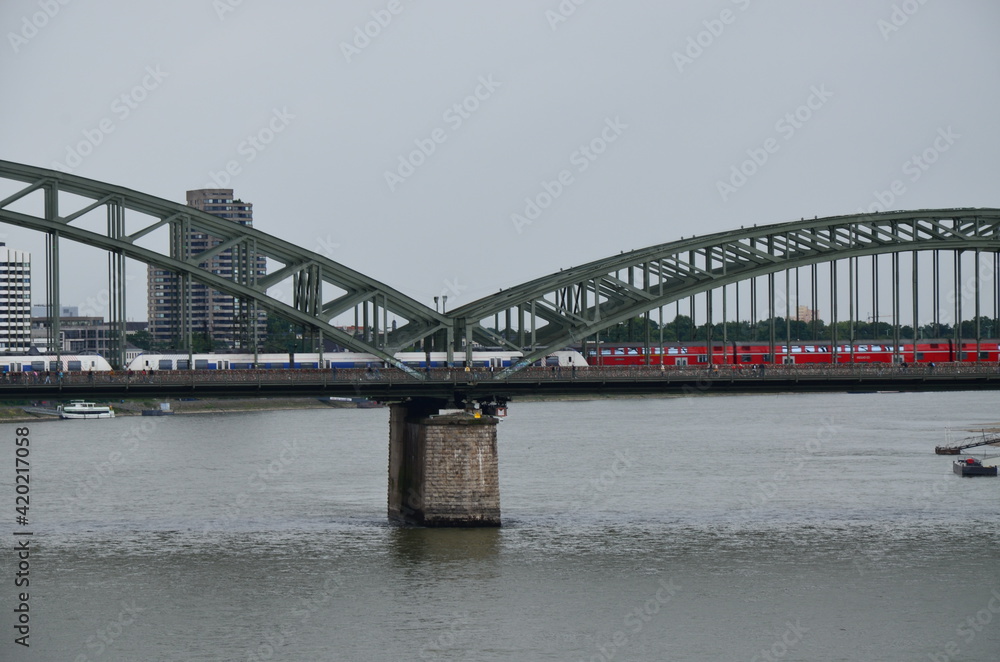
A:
[1,1,998,324]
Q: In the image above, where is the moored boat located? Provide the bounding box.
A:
[57,400,115,419]
[953,457,997,477]
[142,402,174,416]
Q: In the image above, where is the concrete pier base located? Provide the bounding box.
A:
[388,402,501,527]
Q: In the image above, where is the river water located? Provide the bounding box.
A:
[2,392,999,661]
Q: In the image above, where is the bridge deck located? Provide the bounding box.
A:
[4,364,1000,402]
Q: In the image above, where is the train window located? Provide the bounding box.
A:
[675,357,688,366]
[195,359,209,369]
[915,352,924,361]
[49,360,60,371]
[980,352,990,360]
[959,352,969,361]
[177,360,189,370]
[763,354,771,362]
[67,361,81,371]
[783,357,795,364]
[159,360,173,370]
[930,343,939,348]
[741,355,752,363]
[697,355,707,363]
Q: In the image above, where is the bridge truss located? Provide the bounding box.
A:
[0,161,447,371]
[1,161,997,378]
[448,209,1000,374]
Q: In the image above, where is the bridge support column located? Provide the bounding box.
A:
[388,402,501,527]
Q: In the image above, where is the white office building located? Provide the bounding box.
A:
[0,244,31,352]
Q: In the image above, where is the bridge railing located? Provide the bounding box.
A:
[0,362,998,390]
[500,362,1000,381]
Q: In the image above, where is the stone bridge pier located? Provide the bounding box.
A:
[387,398,502,527]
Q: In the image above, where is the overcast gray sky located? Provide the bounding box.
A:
[1,0,998,323]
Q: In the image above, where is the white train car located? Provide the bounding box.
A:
[126,349,588,371]
[0,354,113,373]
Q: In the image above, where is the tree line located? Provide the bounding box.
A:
[591,314,999,343]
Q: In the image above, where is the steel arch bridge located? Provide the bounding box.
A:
[1,161,998,377]
[0,160,447,373]
[450,208,1000,373]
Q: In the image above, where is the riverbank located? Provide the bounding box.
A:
[1,390,772,423]
[0,396,374,422]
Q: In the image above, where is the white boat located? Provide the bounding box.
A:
[57,400,115,419]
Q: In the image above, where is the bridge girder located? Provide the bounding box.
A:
[448,209,1000,373]
[0,160,447,372]
[3,161,997,378]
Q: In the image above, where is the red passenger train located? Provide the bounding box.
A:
[583,339,1000,367]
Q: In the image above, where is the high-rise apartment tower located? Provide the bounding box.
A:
[147,189,266,349]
